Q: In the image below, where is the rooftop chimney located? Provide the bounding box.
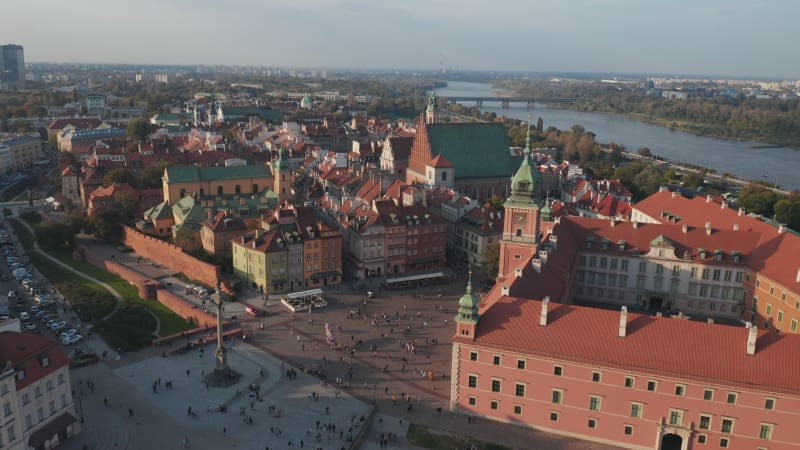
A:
[738,207,745,216]
[778,224,786,234]
[707,318,714,324]
[682,224,688,233]
[538,250,549,265]
[531,258,542,274]
[733,224,739,231]
[539,297,550,326]
[501,285,509,296]
[796,268,800,284]
[632,221,639,229]
[706,195,713,203]
[671,191,679,198]
[746,324,758,356]
[515,267,523,278]
[618,306,628,338]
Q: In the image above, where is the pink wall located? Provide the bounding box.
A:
[453,342,800,450]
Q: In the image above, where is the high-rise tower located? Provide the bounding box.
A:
[0,44,25,90]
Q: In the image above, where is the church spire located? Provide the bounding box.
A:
[456,268,479,325]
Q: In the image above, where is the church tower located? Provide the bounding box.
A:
[272,145,292,204]
[455,268,480,339]
[498,121,542,278]
[425,91,438,124]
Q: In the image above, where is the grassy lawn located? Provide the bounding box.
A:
[407,424,511,450]
[46,249,193,337]
[9,219,34,250]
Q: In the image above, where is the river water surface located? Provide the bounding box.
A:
[435,81,800,190]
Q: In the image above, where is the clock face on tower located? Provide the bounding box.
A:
[513,212,527,225]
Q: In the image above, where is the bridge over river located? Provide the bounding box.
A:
[440,96,585,108]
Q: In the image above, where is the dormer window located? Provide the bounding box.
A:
[602,238,610,250]
[618,240,626,251]
[732,251,741,263]
[586,236,594,249]
[715,250,724,262]
[698,248,707,259]
[15,370,25,381]
[40,355,49,368]
[518,181,529,191]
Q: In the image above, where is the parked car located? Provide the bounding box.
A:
[59,329,78,340]
[23,321,37,331]
[61,334,82,345]
[18,311,29,320]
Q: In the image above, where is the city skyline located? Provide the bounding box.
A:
[2,0,800,79]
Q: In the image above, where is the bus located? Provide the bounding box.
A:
[382,272,448,290]
[242,302,266,317]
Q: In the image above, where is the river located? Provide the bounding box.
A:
[435,81,800,191]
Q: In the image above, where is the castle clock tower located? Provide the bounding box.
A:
[498,122,541,278]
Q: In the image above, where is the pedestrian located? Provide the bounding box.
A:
[223,427,227,437]
[186,369,190,377]
[128,408,134,419]
[182,436,190,448]
[104,396,109,407]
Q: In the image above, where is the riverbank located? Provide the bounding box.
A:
[621,112,800,149]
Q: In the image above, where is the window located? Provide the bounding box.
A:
[517,359,525,369]
[46,380,53,391]
[34,387,41,398]
[469,352,478,361]
[490,400,498,410]
[720,438,729,448]
[778,310,784,322]
[492,355,501,366]
[491,379,501,393]
[621,259,629,271]
[588,418,597,429]
[624,377,634,388]
[550,412,559,422]
[22,393,29,405]
[726,392,738,404]
[0,384,6,396]
[3,402,10,417]
[515,383,525,397]
[697,434,707,444]
[630,403,642,418]
[58,373,64,385]
[624,425,633,435]
[468,375,477,388]
[699,415,711,430]
[591,371,601,382]
[647,380,657,392]
[552,389,563,404]
[25,414,32,430]
[675,384,685,396]
[553,366,563,376]
[759,423,773,440]
[792,319,798,332]
[721,418,734,433]
[589,395,601,411]
[468,397,476,406]
[669,409,683,426]
[589,256,597,267]
[6,425,14,442]
[514,405,522,415]
[766,304,773,315]
[703,389,714,401]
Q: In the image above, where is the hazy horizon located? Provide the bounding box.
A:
[3,0,799,80]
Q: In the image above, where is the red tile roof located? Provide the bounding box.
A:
[0,331,70,390]
[47,118,102,131]
[428,154,454,168]
[471,298,800,395]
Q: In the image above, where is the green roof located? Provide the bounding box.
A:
[172,196,208,223]
[219,106,284,123]
[165,165,272,184]
[650,234,675,247]
[426,123,512,180]
[143,201,172,221]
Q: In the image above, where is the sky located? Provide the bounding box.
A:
[2,0,799,79]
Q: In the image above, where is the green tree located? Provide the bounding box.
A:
[114,191,140,223]
[739,183,779,217]
[104,168,137,188]
[139,160,171,189]
[774,197,800,231]
[127,117,150,143]
[482,244,500,281]
[637,147,653,158]
[87,208,123,240]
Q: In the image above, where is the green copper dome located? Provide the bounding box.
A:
[456,268,480,324]
[426,91,438,113]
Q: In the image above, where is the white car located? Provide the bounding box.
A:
[23,321,36,331]
[60,329,77,340]
[61,335,82,345]
[52,321,67,331]
[18,312,29,320]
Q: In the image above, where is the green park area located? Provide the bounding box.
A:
[10,216,193,350]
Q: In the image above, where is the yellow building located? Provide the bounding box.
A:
[162,165,274,205]
[0,135,43,170]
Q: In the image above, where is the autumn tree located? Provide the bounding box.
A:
[482,244,500,281]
